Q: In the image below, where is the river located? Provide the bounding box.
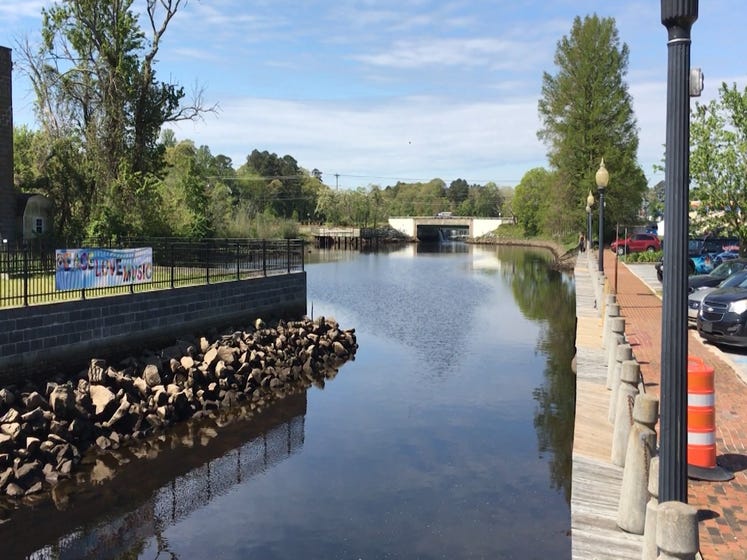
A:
[4,242,576,559]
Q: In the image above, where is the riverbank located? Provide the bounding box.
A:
[0,316,357,514]
[469,234,576,270]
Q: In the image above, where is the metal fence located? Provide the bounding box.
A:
[0,237,305,308]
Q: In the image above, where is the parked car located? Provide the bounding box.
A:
[688,270,747,325]
[692,236,740,274]
[697,280,747,347]
[610,233,661,256]
[689,259,747,292]
[656,236,741,281]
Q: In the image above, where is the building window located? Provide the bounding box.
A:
[34,217,44,234]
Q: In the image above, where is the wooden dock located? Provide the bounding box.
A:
[572,254,644,559]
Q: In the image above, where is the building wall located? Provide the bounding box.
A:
[0,273,307,383]
[0,47,14,245]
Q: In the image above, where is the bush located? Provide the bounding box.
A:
[619,250,663,263]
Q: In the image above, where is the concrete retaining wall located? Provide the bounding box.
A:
[0,273,307,383]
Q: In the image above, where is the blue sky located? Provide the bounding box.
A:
[2,0,746,190]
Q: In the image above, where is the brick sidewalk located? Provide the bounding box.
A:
[603,251,747,559]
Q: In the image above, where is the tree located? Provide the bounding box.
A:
[19,0,214,238]
[538,14,647,240]
[513,168,555,236]
[447,178,469,206]
[690,82,747,251]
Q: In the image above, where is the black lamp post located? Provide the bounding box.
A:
[596,159,609,273]
[586,190,594,252]
[660,0,698,504]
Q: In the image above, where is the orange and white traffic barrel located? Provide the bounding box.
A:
[687,356,733,481]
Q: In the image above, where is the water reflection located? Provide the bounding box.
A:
[5,392,307,560]
[492,246,576,503]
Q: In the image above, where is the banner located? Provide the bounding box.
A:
[55,247,153,291]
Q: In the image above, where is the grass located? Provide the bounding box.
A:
[0,264,284,308]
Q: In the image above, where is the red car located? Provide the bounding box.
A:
[610,233,661,255]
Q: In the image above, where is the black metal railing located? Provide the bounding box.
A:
[0,237,304,308]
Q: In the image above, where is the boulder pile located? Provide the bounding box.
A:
[0,316,357,501]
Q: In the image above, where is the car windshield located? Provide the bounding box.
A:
[711,262,736,278]
[719,271,747,288]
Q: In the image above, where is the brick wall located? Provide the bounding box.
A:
[0,273,307,383]
[0,47,14,245]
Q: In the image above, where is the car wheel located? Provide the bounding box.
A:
[616,246,625,256]
[657,270,663,282]
[646,246,655,253]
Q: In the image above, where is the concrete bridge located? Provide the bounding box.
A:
[388,216,513,241]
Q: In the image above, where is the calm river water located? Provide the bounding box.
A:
[4,242,576,560]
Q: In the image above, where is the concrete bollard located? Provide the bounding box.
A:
[607,317,626,361]
[608,344,634,422]
[656,501,699,560]
[617,394,659,534]
[606,327,627,389]
[642,457,660,560]
[611,360,641,466]
[603,303,621,350]
[633,393,659,433]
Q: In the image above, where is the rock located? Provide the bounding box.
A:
[180,355,195,370]
[0,388,16,408]
[203,347,219,369]
[21,408,46,425]
[0,408,20,424]
[49,385,76,420]
[89,385,116,418]
[0,467,13,490]
[23,392,48,410]
[132,376,149,398]
[332,341,348,357]
[216,346,237,365]
[25,481,43,495]
[95,436,111,450]
[25,437,41,456]
[103,396,132,429]
[143,364,161,388]
[14,460,42,487]
[88,358,107,384]
[6,483,24,497]
[58,459,73,476]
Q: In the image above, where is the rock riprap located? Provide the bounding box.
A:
[0,316,357,501]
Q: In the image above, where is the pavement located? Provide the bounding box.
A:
[597,250,747,559]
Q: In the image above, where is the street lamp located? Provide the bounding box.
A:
[660,0,698,504]
[586,190,594,252]
[596,159,609,273]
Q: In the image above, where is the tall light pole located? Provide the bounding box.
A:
[586,190,594,253]
[596,159,609,273]
[660,0,698,504]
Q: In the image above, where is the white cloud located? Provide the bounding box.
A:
[172,94,544,187]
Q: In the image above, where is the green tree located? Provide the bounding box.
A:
[447,178,469,206]
[690,82,747,250]
[538,14,647,240]
[513,168,555,237]
[19,0,213,238]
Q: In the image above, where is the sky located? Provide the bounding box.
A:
[2,0,746,190]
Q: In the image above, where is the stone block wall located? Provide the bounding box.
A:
[0,46,14,245]
[0,273,307,383]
